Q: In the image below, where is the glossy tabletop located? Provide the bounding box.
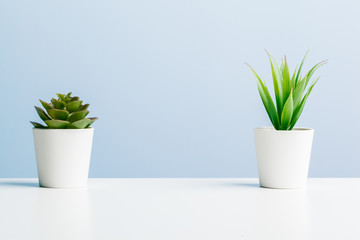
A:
[0,178,359,240]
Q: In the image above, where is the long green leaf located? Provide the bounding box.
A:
[295,50,309,85]
[270,55,286,120]
[290,65,298,89]
[266,51,283,118]
[280,91,293,130]
[303,60,327,87]
[292,77,307,108]
[289,78,318,129]
[282,56,291,108]
[256,82,278,128]
[246,63,280,128]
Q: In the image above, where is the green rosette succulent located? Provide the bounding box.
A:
[31,92,98,129]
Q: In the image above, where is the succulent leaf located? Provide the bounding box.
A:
[68,110,89,123]
[69,119,92,129]
[30,121,47,128]
[44,120,70,129]
[78,104,90,111]
[35,106,51,121]
[66,100,83,113]
[86,117,98,128]
[65,92,72,98]
[47,109,69,120]
[57,93,65,99]
[70,96,80,102]
[39,100,53,110]
[51,98,66,109]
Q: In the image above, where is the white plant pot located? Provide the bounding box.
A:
[254,127,314,189]
[33,128,94,188]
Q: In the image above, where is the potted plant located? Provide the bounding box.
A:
[247,52,326,188]
[31,92,98,188]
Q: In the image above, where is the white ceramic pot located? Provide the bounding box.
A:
[254,127,314,189]
[33,128,94,188]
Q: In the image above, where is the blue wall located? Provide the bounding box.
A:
[1,0,359,177]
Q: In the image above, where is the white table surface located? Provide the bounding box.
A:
[0,178,359,240]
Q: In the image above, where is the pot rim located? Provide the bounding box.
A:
[254,126,314,131]
[33,127,93,132]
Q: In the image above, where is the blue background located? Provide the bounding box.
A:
[1,0,359,177]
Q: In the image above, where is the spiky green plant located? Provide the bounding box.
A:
[247,51,326,130]
[31,92,98,129]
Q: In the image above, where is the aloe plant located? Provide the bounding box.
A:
[247,51,326,130]
[31,92,98,129]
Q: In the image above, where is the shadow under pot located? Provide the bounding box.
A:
[33,128,94,188]
[254,127,314,189]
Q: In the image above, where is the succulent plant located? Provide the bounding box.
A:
[31,92,98,129]
[247,51,326,130]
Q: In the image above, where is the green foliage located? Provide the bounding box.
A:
[247,51,326,130]
[31,92,98,129]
